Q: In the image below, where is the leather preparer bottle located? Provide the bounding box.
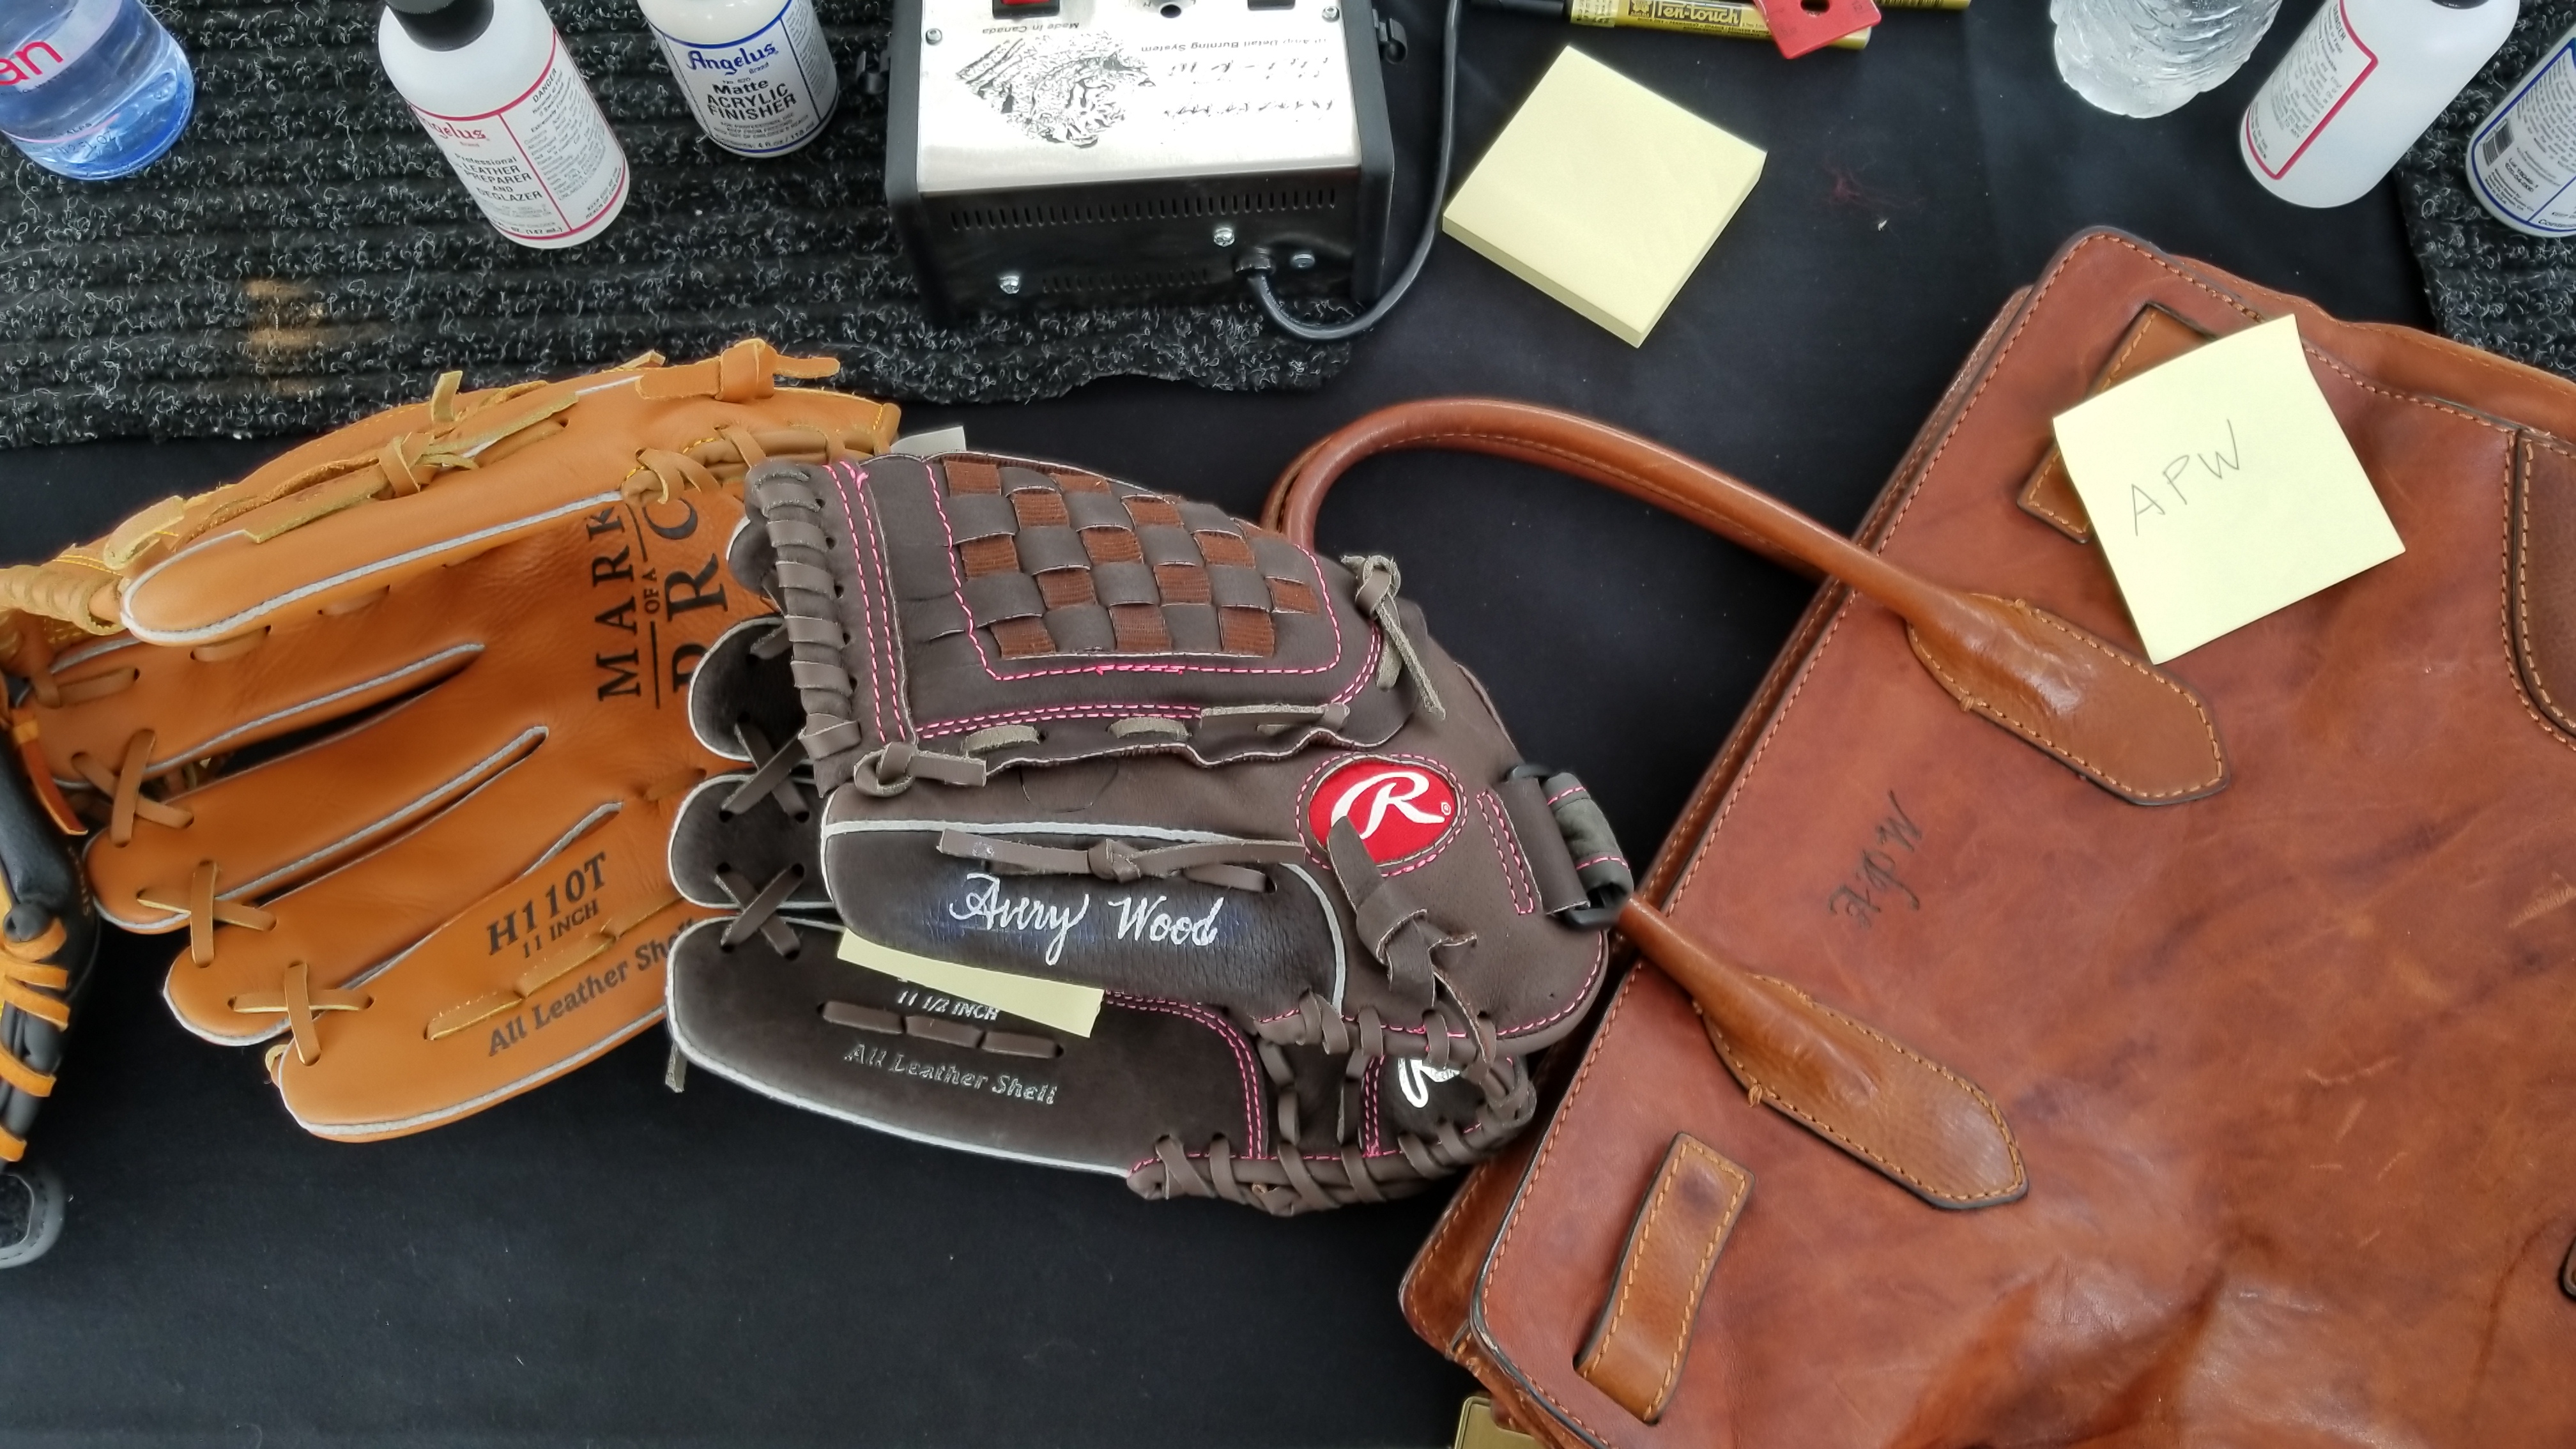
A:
[2239,0,2517,208]
[378,0,629,249]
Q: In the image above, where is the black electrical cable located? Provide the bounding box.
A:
[1241,0,1462,342]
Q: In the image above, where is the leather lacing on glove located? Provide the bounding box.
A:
[933,829,1307,895]
[54,725,360,1072]
[234,776,704,1078]
[0,885,70,1163]
[2,347,887,1072]
[1133,993,1540,1215]
[710,628,818,961]
[0,340,886,645]
[1133,776,1629,1214]
[36,709,707,1074]
[1128,840,1542,1215]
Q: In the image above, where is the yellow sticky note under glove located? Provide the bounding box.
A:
[2051,314,2404,664]
[1441,47,1764,346]
[837,930,1104,1039]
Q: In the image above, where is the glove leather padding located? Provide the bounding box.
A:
[668,917,1321,1179]
[20,487,765,1140]
[666,456,1623,1213]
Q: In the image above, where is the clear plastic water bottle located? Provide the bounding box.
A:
[0,0,195,181]
[2051,0,2285,118]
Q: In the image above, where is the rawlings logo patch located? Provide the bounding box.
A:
[1306,756,1459,868]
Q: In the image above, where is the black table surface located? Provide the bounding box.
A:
[0,6,2434,1446]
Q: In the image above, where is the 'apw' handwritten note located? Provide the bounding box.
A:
[2050,314,2402,664]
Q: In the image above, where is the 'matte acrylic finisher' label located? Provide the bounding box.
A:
[647,0,839,157]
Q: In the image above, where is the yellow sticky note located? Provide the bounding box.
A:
[1440,47,1763,347]
[2050,314,2403,663]
[836,930,1102,1039]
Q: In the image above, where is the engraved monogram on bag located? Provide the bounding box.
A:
[1826,791,1925,930]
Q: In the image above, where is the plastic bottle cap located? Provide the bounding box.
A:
[385,0,494,48]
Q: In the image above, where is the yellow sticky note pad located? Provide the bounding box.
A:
[1440,47,1763,347]
[836,930,1103,1039]
[2050,315,2403,663]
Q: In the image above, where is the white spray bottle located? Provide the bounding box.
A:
[2241,0,2518,209]
[379,0,630,248]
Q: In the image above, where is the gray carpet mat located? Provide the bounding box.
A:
[2398,0,2576,385]
[0,0,1351,447]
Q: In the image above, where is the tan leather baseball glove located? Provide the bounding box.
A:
[0,341,899,1139]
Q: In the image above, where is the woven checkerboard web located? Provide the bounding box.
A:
[940,459,1325,659]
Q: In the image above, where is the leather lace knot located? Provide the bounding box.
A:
[68,729,192,846]
[135,860,275,967]
[236,961,371,1070]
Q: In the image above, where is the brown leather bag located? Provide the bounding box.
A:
[1270,229,2576,1446]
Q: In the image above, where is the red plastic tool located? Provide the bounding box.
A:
[1751,0,1880,57]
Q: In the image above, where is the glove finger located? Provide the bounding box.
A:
[687,618,809,764]
[84,671,544,933]
[671,618,829,912]
[259,804,700,1140]
[27,605,481,802]
[666,918,1258,1179]
[668,771,829,915]
[155,755,676,1044]
[116,344,898,647]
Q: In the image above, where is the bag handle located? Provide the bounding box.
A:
[1264,397,2228,808]
[1264,399,2088,1210]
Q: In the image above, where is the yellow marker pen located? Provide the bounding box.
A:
[1470,0,1871,49]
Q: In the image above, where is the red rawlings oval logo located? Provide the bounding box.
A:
[1307,756,1458,866]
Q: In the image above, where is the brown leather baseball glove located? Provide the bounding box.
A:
[0,341,899,1140]
[663,452,1630,1214]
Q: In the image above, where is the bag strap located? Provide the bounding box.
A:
[1265,399,2074,1211]
[1264,397,2228,808]
[1621,900,2023,1211]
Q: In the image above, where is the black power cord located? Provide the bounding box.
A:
[1241,0,1464,342]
